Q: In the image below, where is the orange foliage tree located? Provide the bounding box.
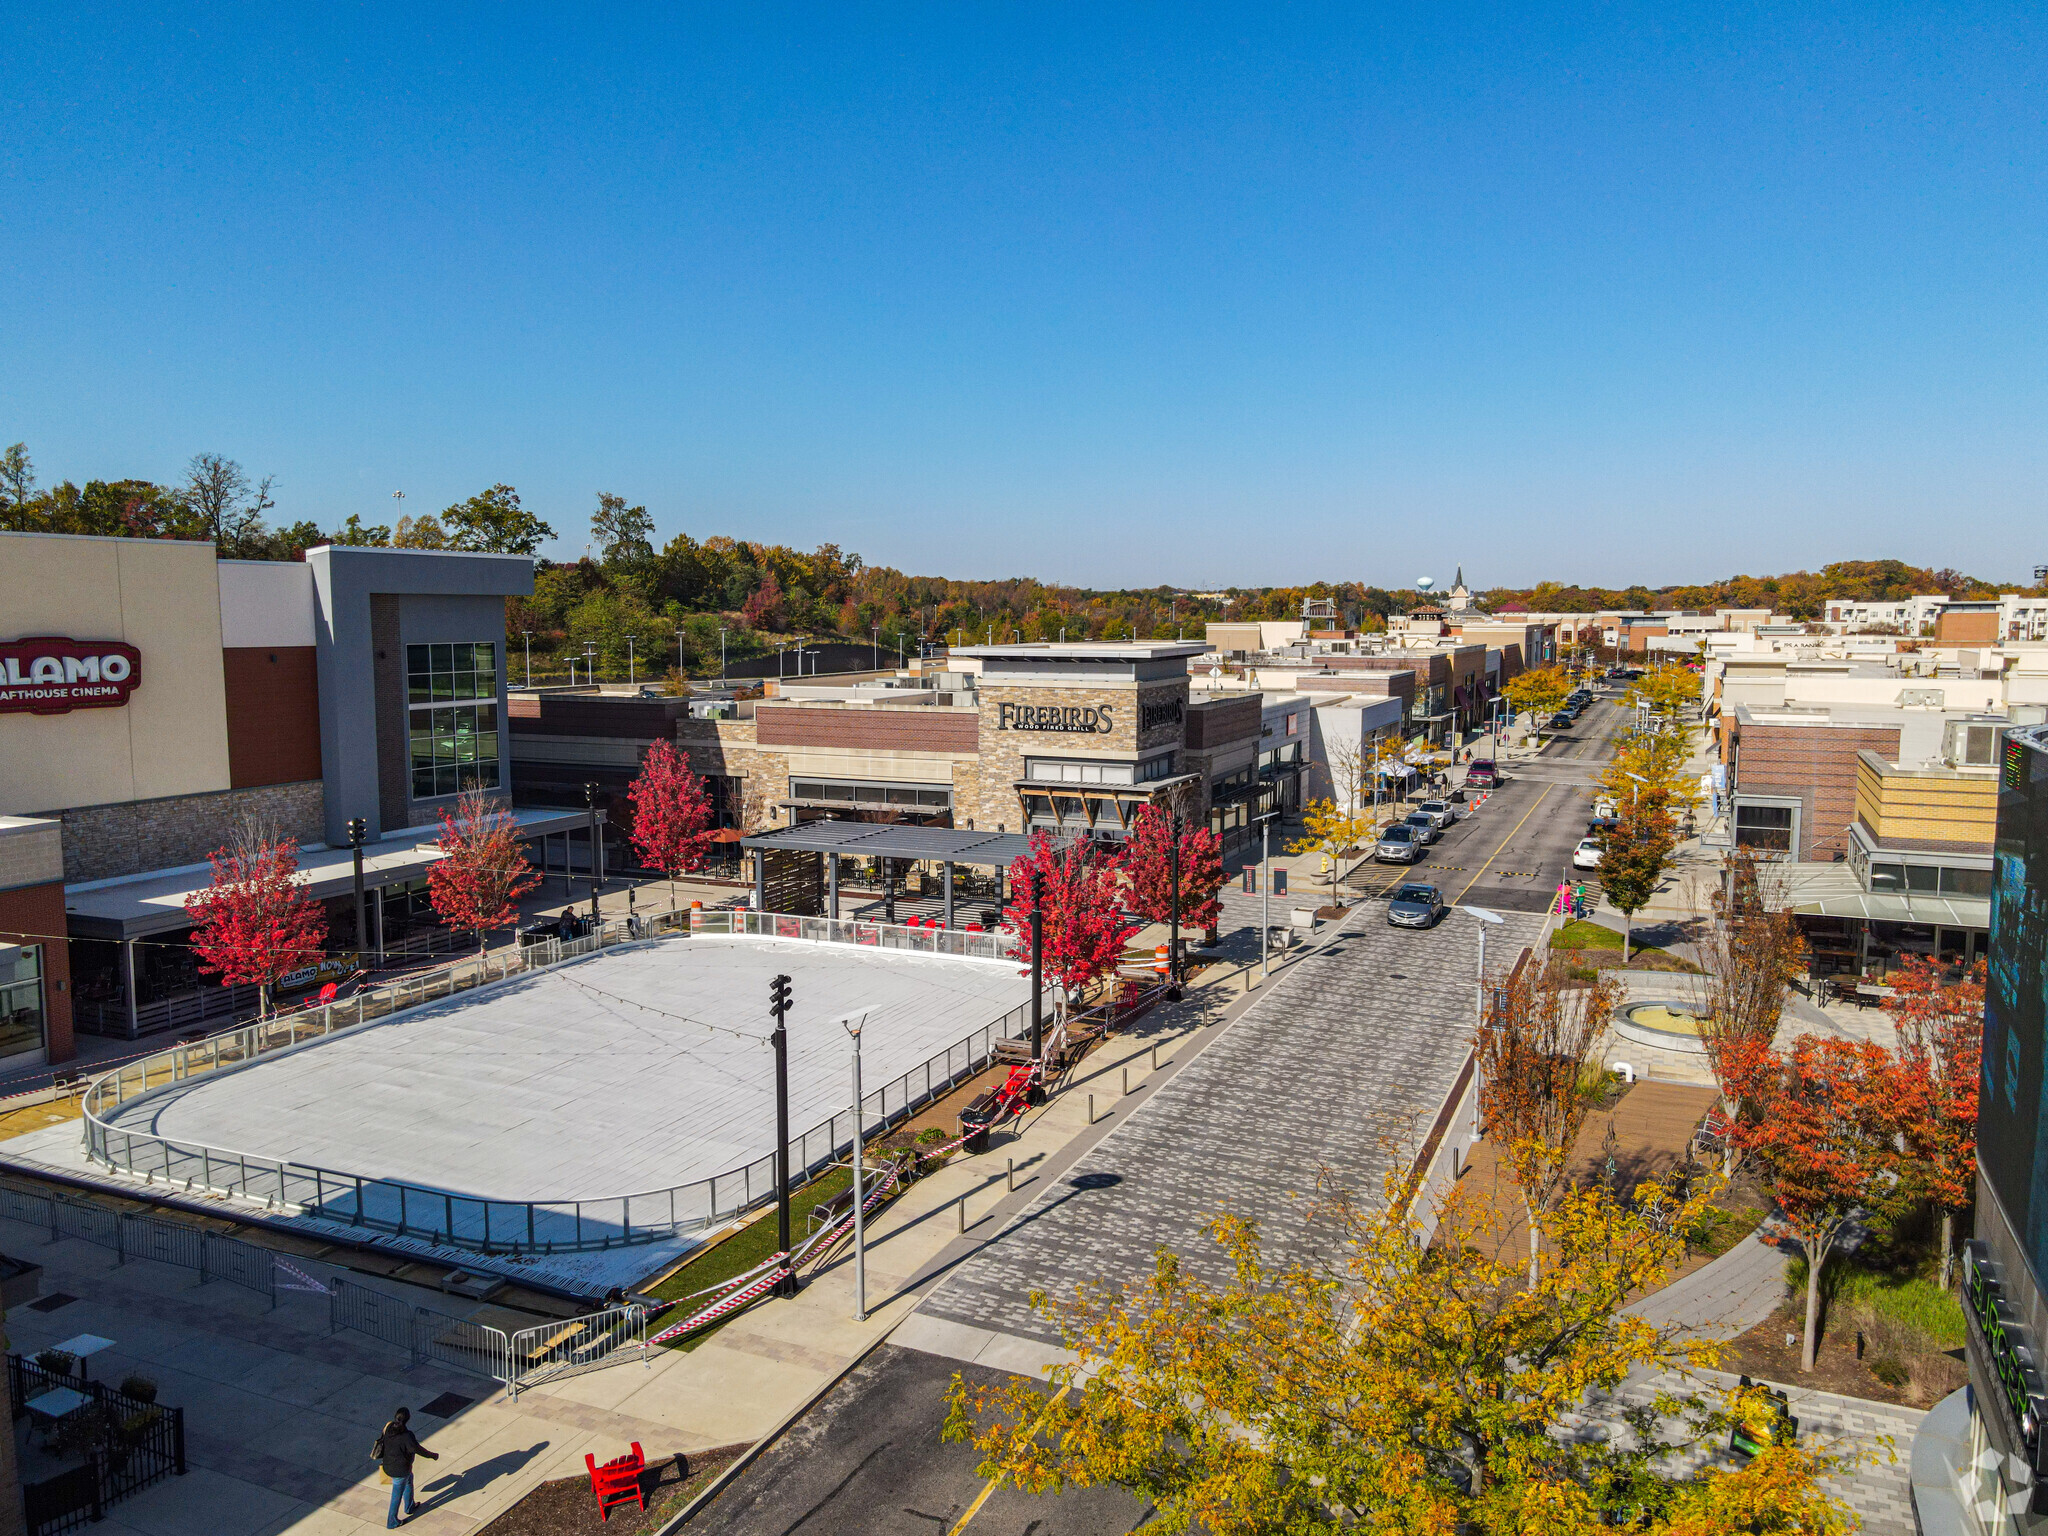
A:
[184,832,330,1017]
[1888,957,1985,1289]
[1726,1035,1905,1372]
[1001,835,1137,1001]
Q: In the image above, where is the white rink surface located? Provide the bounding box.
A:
[98,936,1030,1201]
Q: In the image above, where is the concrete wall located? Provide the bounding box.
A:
[217,560,315,647]
[0,533,232,817]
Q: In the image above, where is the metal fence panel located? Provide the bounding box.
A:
[506,1304,645,1397]
[56,1200,127,1258]
[119,1215,203,1273]
[329,1278,420,1364]
[201,1234,277,1307]
[411,1306,510,1383]
[0,1184,55,1238]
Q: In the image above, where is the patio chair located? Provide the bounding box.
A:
[587,1442,647,1521]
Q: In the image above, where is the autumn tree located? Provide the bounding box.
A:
[945,1171,1858,1534]
[1477,953,1623,1280]
[1123,803,1224,950]
[1595,812,1670,962]
[1693,852,1807,1168]
[426,788,542,955]
[1889,957,1985,1289]
[1289,798,1378,906]
[1503,663,1569,727]
[1001,835,1137,1002]
[626,741,715,906]
[184,831,330,1017]
[1726,1035,1905,1371]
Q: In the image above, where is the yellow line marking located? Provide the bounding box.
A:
[948,1384,1072,1535]
[1452,782,1554,905]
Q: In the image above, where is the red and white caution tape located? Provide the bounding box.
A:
[273,1258,332,1295]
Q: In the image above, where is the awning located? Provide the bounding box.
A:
[738,821,1041,867]
[63,806,589,939]
[1770,861,1990,930]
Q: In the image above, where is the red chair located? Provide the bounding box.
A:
[587,1442,647,1521]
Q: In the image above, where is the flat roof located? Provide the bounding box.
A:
[63,806,587,936]
[947,641,1208,661]
[738,822,1040,866]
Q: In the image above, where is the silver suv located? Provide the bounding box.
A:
[1375,824,1420,863]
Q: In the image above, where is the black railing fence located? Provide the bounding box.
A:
[9,1353,186,1535]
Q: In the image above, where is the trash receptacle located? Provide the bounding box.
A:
[958,1094,999,1155]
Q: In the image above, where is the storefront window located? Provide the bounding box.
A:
[0,946,45,1060]
[1734,802,1794,853]
[407,642,501,799]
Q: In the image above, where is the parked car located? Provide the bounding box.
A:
[1402,811,1442,845]
[1465,759,1499,788]
[1586,815,1622,838]
[1593,797,1618,819]
[1572,837,1605,870]
[1414,799,1460,828]
[1547,712,1575,730]
[1375,824,1421,863]
[1386,883,1447,928]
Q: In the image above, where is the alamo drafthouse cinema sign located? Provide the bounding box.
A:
[0,636,142,716]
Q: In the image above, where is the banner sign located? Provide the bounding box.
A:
[0,637,143,716]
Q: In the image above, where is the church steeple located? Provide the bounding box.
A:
[1454,564,1465,590]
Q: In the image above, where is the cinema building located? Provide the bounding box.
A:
[0,531,579,1060]
[510,642,1307,900]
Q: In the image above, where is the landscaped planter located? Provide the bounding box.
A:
[1611,1001,1711,1056]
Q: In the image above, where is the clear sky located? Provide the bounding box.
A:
[4,4,2044,589]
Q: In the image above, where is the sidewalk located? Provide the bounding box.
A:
[0,944,1304,1534]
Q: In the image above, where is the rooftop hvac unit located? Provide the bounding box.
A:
[1942,718,2006,767]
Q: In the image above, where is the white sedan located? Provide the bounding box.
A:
[1572,837,1605,870]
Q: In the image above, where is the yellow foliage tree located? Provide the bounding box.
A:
[1289,798,1378,905]
[1503,663,1570,727]
[944,1172,1863,1534]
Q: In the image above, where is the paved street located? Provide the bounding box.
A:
[697,900,1544,1532]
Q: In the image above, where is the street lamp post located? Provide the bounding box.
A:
[1167,807,1182,996]
[1462,904,1504,1036]
[583,782,604,932]
[582,642,597,686]
[769,974,798,1296]
[834,1006,875,1320]
[346,817,370,965]
[1256,810,1277,978]
[627,636,637,687]
[719,626,728,683]
[520,630,532,689]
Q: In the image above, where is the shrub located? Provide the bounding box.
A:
[915,1127,949,1147]
[119,1375,158,1404]
[35,1349,75,1377]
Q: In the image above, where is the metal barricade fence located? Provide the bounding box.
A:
[412,1306,512,1383]
[0,1183,55,1238]
[55,1200,125,1256]
[329,1277,423,1364]
[201,1232,277,1308]
[119,1214,202,1273]
[505,1304,646,1398]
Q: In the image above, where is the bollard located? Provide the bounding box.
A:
[1007,1156,1015,1192]
[1122,1065,1129,1096]
[1151,1041,1160,1072]
[957,1195,967,1233]
[1088,1093,1096,1124]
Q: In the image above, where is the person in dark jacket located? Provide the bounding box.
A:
[374,1407,440,1528]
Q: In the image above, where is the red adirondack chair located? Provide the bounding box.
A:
[587,1442,647,1521]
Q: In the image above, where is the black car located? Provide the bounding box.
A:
[1548,712,1575,730]
[1386,883,1447,928]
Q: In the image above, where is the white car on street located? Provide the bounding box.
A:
[1572,837,1605,871]
[1593,797,1618,819]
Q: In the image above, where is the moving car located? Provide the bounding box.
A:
[1402,811,1443,845]
[1386,883,1447,928]
[1465,759,1499,787]
[1375,824,1420,863]
[1572,837,1605,871]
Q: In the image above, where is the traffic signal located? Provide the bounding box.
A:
[345,817,367,847]
[769,973,792,1019]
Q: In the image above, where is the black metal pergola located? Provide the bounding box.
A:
[737,822,1042,926]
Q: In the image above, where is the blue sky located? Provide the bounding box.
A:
[4,4,2044,588]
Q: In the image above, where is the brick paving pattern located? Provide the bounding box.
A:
[917,904,1543,1345]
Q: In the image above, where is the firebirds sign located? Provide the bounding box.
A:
[0,637,143,716]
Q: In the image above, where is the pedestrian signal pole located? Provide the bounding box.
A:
[770,973,798,1296]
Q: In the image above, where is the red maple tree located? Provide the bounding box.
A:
[627,741,716,905]
[427,789,542,954]
[1122,804,1225,945]
[1001,834,1137,1000]
[184,833,330,1017]
[1888,956,1985,1289]
[1728,1035,1904,1373]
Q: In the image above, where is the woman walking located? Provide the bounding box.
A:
[373,1407,440,1528]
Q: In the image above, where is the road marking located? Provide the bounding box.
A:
[1452,782,1554,905]
[947,1383,1072,1534]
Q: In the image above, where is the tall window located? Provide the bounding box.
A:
[406,643,500,800]
[0,946,45,1061]
[1733,802,1793,854]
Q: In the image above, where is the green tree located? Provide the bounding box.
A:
[0,443,34,519]
[591,491,655,564]
[441,483,555,554]
[393,513,449,549]
[329,513,391,546]
[1597,812,1670,960]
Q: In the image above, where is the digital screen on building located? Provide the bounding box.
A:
[1982,726,2048,1288]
